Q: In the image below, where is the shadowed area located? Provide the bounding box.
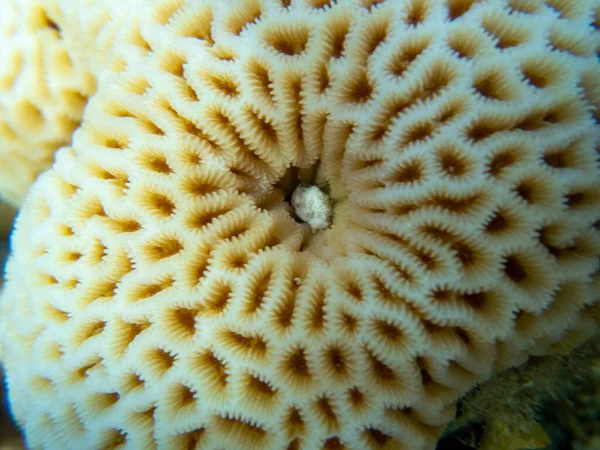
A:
[0,236,24,449]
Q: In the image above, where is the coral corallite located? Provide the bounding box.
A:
[0,0,96,206]
[1,0,600,449]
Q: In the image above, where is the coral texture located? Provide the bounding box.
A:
[1,0,600,449]
[0,0,96,206]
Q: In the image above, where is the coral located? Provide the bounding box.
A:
[0,0,96,206]
[0,0,599,449]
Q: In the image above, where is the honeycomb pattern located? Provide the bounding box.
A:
[47,0,151,80]
[0,0,99,206]
[1,0,599,449]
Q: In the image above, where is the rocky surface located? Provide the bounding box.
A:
[439,337,600,450]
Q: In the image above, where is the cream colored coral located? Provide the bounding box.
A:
[47,0,153,80]
[0,0,599,449]
[0,0,186,207]
[0,0,96,206]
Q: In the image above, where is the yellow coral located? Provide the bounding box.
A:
[0,0,599,449]
[0,0,96,206]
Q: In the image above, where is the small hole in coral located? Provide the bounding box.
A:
[447,0,480,20]
[264,23,310,56]
[339,70,373,104]
[225,0,262,35]
[404,0,431,26]
[504,255,527,283]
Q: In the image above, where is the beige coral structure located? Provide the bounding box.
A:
[0,0,97,206]
[1,0,599,449]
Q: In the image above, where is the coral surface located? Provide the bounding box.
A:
[0,0,599,449]
[0,0,96,205]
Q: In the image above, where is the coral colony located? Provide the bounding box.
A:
[0,0,599,449]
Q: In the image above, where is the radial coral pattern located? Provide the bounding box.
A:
[1,0,600,449]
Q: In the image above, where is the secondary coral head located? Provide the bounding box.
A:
[0,0,96,206]
[0,0,599,449]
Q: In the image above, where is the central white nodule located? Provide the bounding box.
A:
[291,185,332,232]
